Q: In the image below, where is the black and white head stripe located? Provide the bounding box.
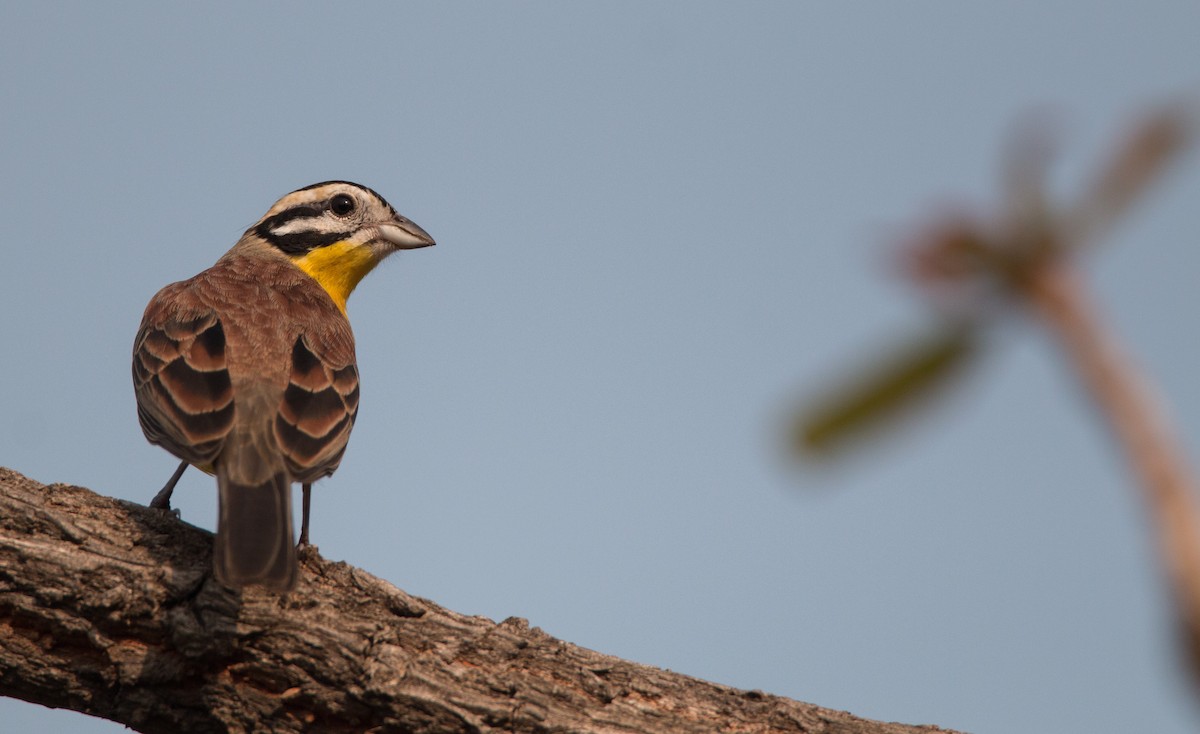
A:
[252,181,397,255]
[293,180,401,219]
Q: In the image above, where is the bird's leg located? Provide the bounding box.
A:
[298,483,312,548]
[150,460,189,510]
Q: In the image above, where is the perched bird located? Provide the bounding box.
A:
[133,181,434,591]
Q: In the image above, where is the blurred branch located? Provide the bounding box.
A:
[1068,103,1195,247]
[0,466,957,734]
[1021,263,1200,669]
[797,103,1194,455]
[795,100,1200,678]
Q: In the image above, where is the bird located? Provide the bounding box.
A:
[132,181,434,591]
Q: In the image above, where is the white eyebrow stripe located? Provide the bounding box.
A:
[270,214,340,237]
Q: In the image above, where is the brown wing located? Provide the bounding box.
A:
[132,291,235,466]
[275,332,359,482]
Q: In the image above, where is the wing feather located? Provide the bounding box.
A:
[275,333,359,481]
[133,297,234,465]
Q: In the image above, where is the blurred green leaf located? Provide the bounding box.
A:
[795,325,980,457]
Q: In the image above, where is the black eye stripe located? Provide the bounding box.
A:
[255,204,350,255]
[257,205,324,233]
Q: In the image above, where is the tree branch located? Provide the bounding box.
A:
[0,467,957,734]
[1022,262,1200,668]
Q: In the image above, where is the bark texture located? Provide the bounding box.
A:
[0,467,958,734]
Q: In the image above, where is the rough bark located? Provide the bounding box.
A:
[0,467,958,734]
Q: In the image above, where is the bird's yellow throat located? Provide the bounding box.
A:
[292,241,378,314]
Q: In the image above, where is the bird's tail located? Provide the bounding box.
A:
[214,427,297,591]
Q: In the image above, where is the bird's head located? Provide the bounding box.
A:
[247,180,435,313]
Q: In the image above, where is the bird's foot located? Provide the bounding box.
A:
[297,541,318,562]
[149,461,189,514]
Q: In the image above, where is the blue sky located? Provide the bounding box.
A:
[2,3,1199,732]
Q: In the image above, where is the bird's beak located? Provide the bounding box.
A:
[378,217,436,250]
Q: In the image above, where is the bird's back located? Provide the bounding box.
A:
[134,251,360,589]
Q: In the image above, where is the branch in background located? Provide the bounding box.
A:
[1020,263,1200,674]
[793,102,1200,681]
[0,467,957,734]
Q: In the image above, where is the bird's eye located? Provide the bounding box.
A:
[330,194,356,217]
